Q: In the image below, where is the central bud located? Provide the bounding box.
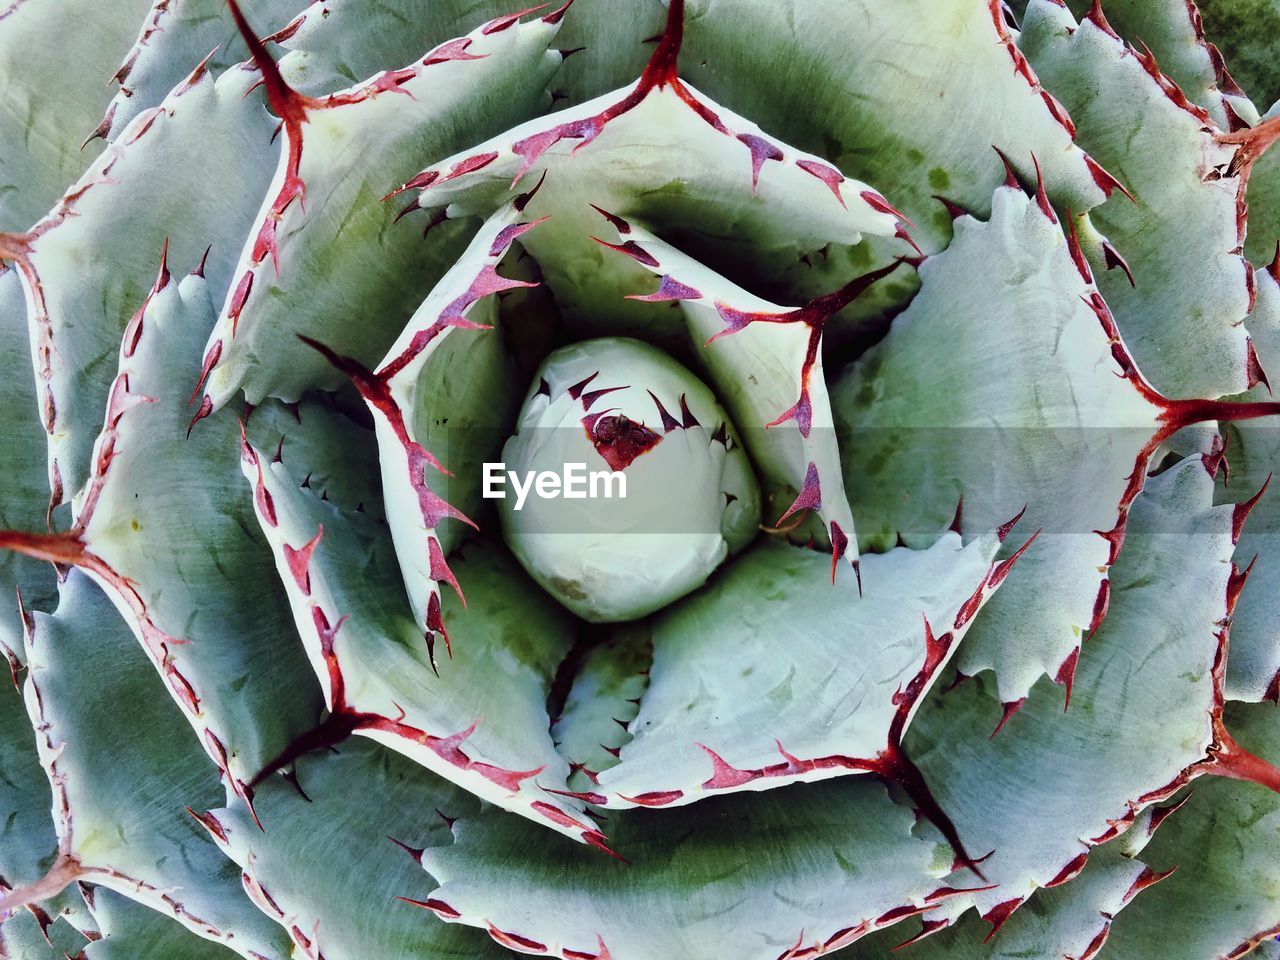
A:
[497,337,760,622]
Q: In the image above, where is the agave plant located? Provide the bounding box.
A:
[3,0,1280,957]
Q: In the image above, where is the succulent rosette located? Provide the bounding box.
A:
[4,1,1280,958]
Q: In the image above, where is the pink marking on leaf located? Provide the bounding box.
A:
[766,392,813,437]
[626,274,702,302]
[647,390,680,432]
[282,527,323,595]
[1232,474,1271,544]
[828,520,848,584]
[529,800,593,832]
[1065,213,1094,284]
[563,936,613,960]
[1055,647,1080,709]
[422,37,485,67]
[859,190,912,226]
[589,204,630,235]
[225,271,255,340]
[489,217,548,256]
[777,462,821,525]
[441,151,499,184]
[1101,240,1135,287]
[1122,865,1176,904]
[981,898,1023,941]
[1246,339,1272,394]
[486,923,547,955]
[1030,152,1056,224]
[1046,850,1090,888]
[618,789,682,807]
[398,896,461,920]
[736,133,783,191]
[482,5,547,35]
[1087,577,1111,639]
[432,720,479,767]
[796,159,846,207]
[427,536,464,604]
[474,762,544,792]
[592,237,660,268]
[1085,154,1135,202]
[990,698,1025,738]
[698,744,758,789]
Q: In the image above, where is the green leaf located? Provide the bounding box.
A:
[1244,104,1280,270]
[1216,259,1280,702]
[359,200,532,631]
[200,738,507,960]
[845,839,1165,959]
[40,267,322,804]
[0,268,53,656]
[0,0,152,230]
[399,20,908,345]
[1043,0,1260,128]
[98,0,304,142]
[16,570,292,959]
[83,887,237,960]
[1021,0,1255,398]
[273,0,659,109]
[870,453,1249,934]
[198,9,565,410]
[1101,701,1280,960]
[1197,0,1280,108]
[586,531,1011,810]
[586,212,869,568]
[551,624,652,792]
[834,181,1162,705]
[0,911,91,960]
[242,404,599,845]
[0,669,79,930]
[675,0,1110,337]
[422,778,958,960]
[12,63,280,503]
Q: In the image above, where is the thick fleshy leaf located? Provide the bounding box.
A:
[14,570,291,959]
[1101,701,1280,960]
[1021,0,1255,398]
[868,453,1273,933]
[1047,0,1260,128]
[0,268,53,654]
[1244,103,1280,269]
[0,0,151,230]
[1197,0,1280,108]
[199,738,506,960]
[0,911,90,960]
[398,2,907,344]
[241,408,597,845]
[551,624,652,794]
[672,0,1110,336]
[0,666,77,932]
[1217,258,1280,702]
[2,268,322,807]
[588,530,1014,811]
[833,180,1264,705]
[98,0,304,141]
[354,200,533,631]
[422,777,964,960]
[846,839,1163,959]
[8,63,279,504]
[83,888,235,960]
[273,0,659,108]
[587,211,865,568]
[197,7,564,410]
